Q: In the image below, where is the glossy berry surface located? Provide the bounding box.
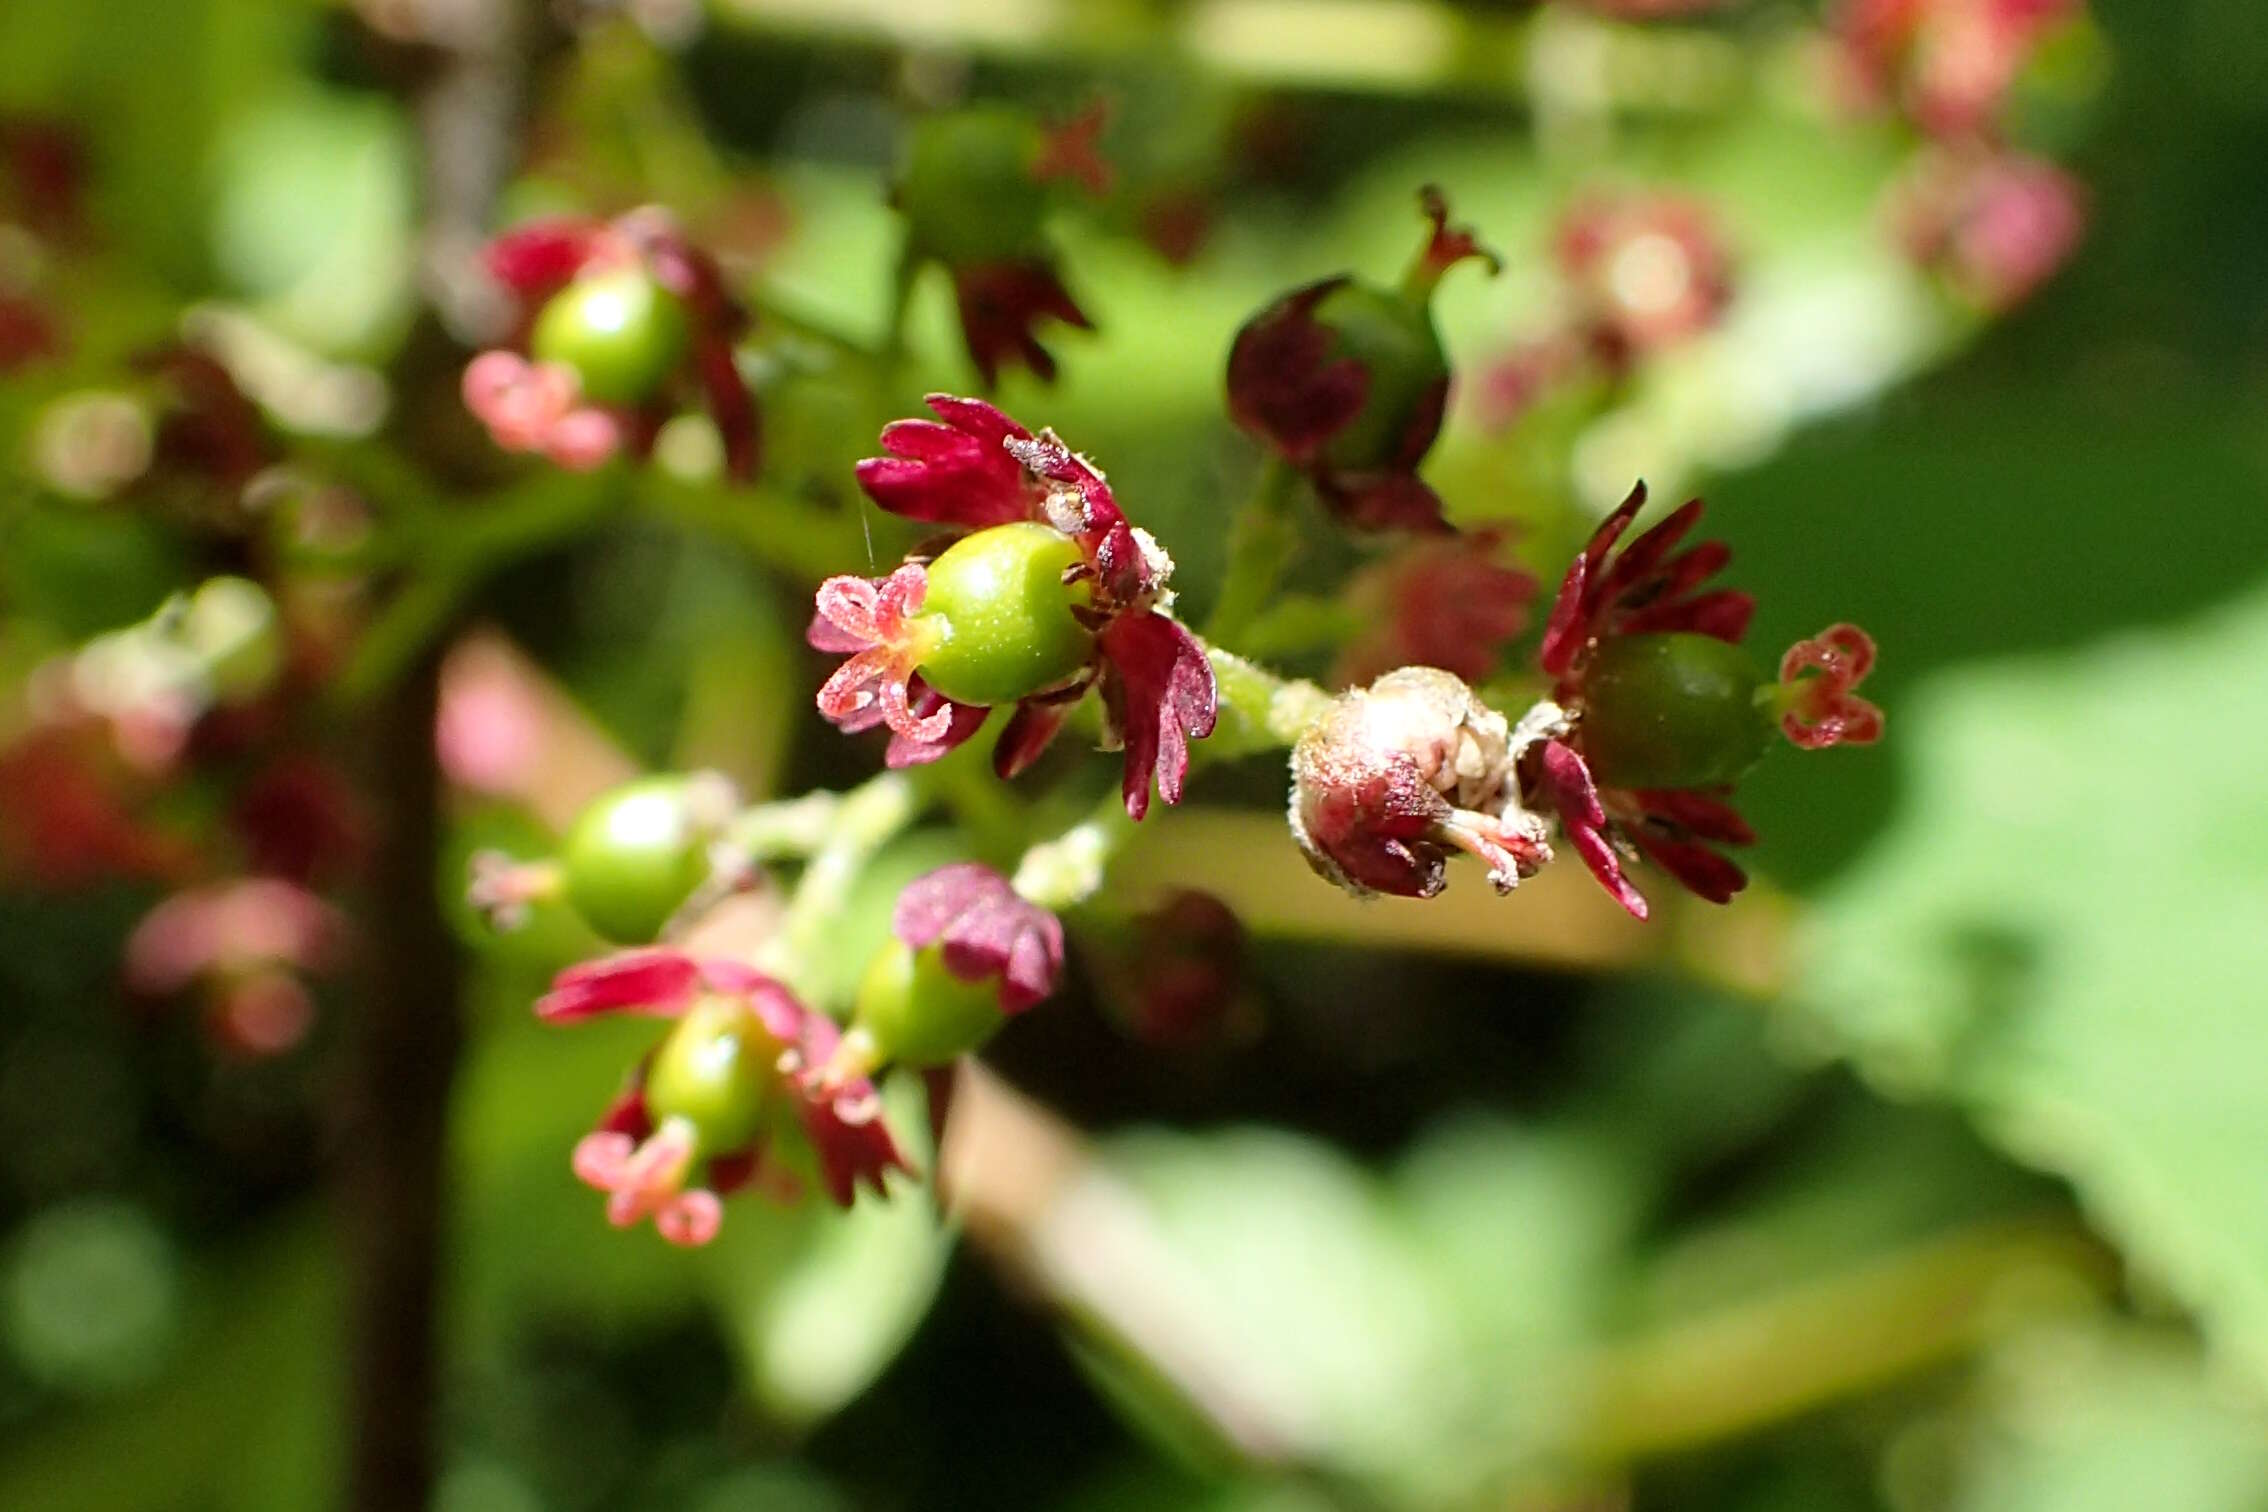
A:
[643,996,772,1155]
[560,778,714,944]
[1578,632,1774,790]
[914,521,1094,707]
[529,267,688,406]
[853,938,1007,1067]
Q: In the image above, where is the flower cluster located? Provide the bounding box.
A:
[464,207,757,477]
[1227,187,1498,532]
[811,396,1217,819]
[1526,485,1882,916]
[539,950,911,1243]
[1293,485,1882,919]
[1832,0,2084,140]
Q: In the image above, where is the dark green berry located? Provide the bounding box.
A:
[1578,632,1774,790]
[895,110,1051,268]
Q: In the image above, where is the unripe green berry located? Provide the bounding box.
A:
[643,996,772,1155]
[914,521,1094,707]
[1578,633,1775,790]
[1310,281,1448,472]
[896,110,1050,268]
[561,777,715,944]
[529,267,689,406]
[853,938,1006,1067]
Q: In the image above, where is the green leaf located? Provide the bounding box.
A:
[1790,583,2268,1391]
[1940,1324,2268,1512]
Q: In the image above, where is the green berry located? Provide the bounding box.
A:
[529,267,688,406]
[896,110,1050,268]
[853,938,1006,1068]
[1578,633,1775,790]
[561,778,715,944]
[914,521,1094,707]
[644,996,772,1155]
[1311,280,1448,473]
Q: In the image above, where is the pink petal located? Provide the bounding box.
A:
[536,949,702,1022]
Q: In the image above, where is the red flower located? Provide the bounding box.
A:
[894,106,1108,387]
[124,878,346,1057]
[1833,0,2082,139]
[1226,188,1497,533]
[466,209,759,479]
[1539,483,1755,694]
[952,261,1094,387]
[1114,891,1248,1050]
[1291,667,1553,899]
[1526,484,1879,919]
[815,396,1217,819]
[1334,529,1536,688]
[1554,193,1735,368]
[1893,147,2086,313]
[892,862,1065,1013]
[1526,735,1754,919]
[539,951,911,1241]
[1779,622,1885,748]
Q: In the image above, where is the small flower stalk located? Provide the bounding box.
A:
[538,950,911,1243]
[1227,187,1499,532]
[812,396,1217,819]
[1292,484,1882,919]
[464,208,758,478]
[892,105,1110,385]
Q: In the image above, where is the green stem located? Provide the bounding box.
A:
[756,770,926,996]
[1007,639,1332,912]
[331,474,618,704]
[724,789,843,864]
[1202,644,1333,760]
[1202,456,1303,643]
[1011,789,1136,911]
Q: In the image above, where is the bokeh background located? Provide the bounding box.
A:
[4,0,2268,1508]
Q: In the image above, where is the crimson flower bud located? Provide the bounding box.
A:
[1227,187,1498,532]
[1291,667,1552,899]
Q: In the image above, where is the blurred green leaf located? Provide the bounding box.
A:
[208,86,418,359]
[1936,1323,2268,1512]
[1790,584,2268,1392]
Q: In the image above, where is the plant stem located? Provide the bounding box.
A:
[1202,644,1333,759]
[1203,456,1303,644]
[339,648,461,1512]
[756,770,926,995]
